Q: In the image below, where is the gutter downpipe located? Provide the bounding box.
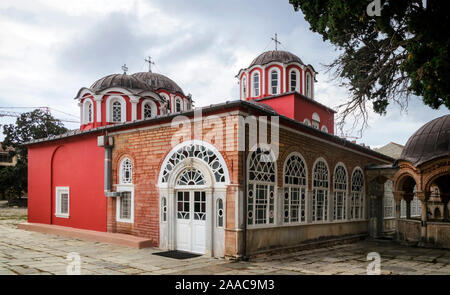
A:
[242,109,250,261]
[101,133,120,197]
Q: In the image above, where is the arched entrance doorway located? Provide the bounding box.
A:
[157,140,230,257]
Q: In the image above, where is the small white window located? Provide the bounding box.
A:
[55,186,70,218]
[161,196,167,222]
[303,118,311,126]
[321,125,328,133]
[270,69,279,95]
[312,112,320,129]
[252,72,260,97]
[175,98,182,112]
[83,99,94,124]
[143,102,152,119]
[112,101,122,123]
[290,70,297,92]
[306,72,312,97]
[119,158,133,184]
[117,157,134,223]
[217,198,224,228]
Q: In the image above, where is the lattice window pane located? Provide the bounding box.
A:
[120,158,133,184]
[87,103,92,122]
[177,191,190,219]
[120,192,131,220]
[194,191,206,220]
[271,71,278,94]
[253,73,260,96]
[284,154,306,186]
[144,103,152,119]
[313,160,328,188]
[161,143,226,184]
[112,101,122,122]
[248,148,276,183]
[60,193,69,214]
[177,168,206,186]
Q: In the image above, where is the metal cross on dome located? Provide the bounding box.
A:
[271,33,281,51]
[144,56,155,73]
[121,64,128,74]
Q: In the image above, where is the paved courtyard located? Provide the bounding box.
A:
[1,205,450,275]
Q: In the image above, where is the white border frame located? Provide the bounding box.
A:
[106,95,127,123]
[55,186,70,218]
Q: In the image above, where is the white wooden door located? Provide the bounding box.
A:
[176,191,206,254]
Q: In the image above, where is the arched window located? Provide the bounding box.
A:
[83,99,94,124]
[290,70,298,92]
[160,142,227,184]
[312,159,329,222]
[217,199,224,228]
[312,113,320,129]
[306,72,312,97]
[270,69,280,95]
[248,148,276,226]
[383,180,395,218]
[411,185,421,217]
[117,157,133,222]
[176,168,206,186]
[350,168,364,220]
[333,164,347,221]
[283,153,307,223]
[175,98,182,113]
[112,101,122,123]
[252,72,260,97]
[143,102,153,119]
[321,126,328,133]
[119,158,133,184]
[242,76,247,99]
[303,118,311,126]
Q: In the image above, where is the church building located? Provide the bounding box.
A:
[24,46,448,258]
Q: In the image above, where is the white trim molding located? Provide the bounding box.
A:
[55,186,70,218]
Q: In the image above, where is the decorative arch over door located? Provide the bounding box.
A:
[158,140,229,258]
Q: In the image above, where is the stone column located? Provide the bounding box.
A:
[441,194,450,220]
[94,95,103,123]
[417,191,430,244]
[404,193,414,220]
[130,97,140,121]
[393,191,404,239]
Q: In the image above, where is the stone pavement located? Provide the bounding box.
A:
[1,206,450,275]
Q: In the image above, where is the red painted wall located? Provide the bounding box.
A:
[257,93,335,134]
[28,134,107,231]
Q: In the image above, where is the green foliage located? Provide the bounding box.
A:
[1,109,68,198]
[290,0,449,131]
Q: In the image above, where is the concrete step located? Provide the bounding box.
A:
[17,222,154,249]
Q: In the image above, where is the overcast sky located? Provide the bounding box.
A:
[0,0,447,147]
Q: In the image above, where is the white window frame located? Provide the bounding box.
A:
[350,167,365,220]
[141,99,157,119]
[116,185,134,223]
[289,69,300,92]
[312,158,330,223]
[312,112,320,129]
[247,148,277,227]
[175,97,182,113]
[321,125,328,133]
[106,95,126,123]
[333,163,347,221]
[116,157,134,223]
[82,98,94,124]
[55,186,70,218]
[251,71,260,97]
[303,118,311,126]
[305,72,312,98]
[216,198,224,228]
[283,152,308,224]
[269,67,281,95]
